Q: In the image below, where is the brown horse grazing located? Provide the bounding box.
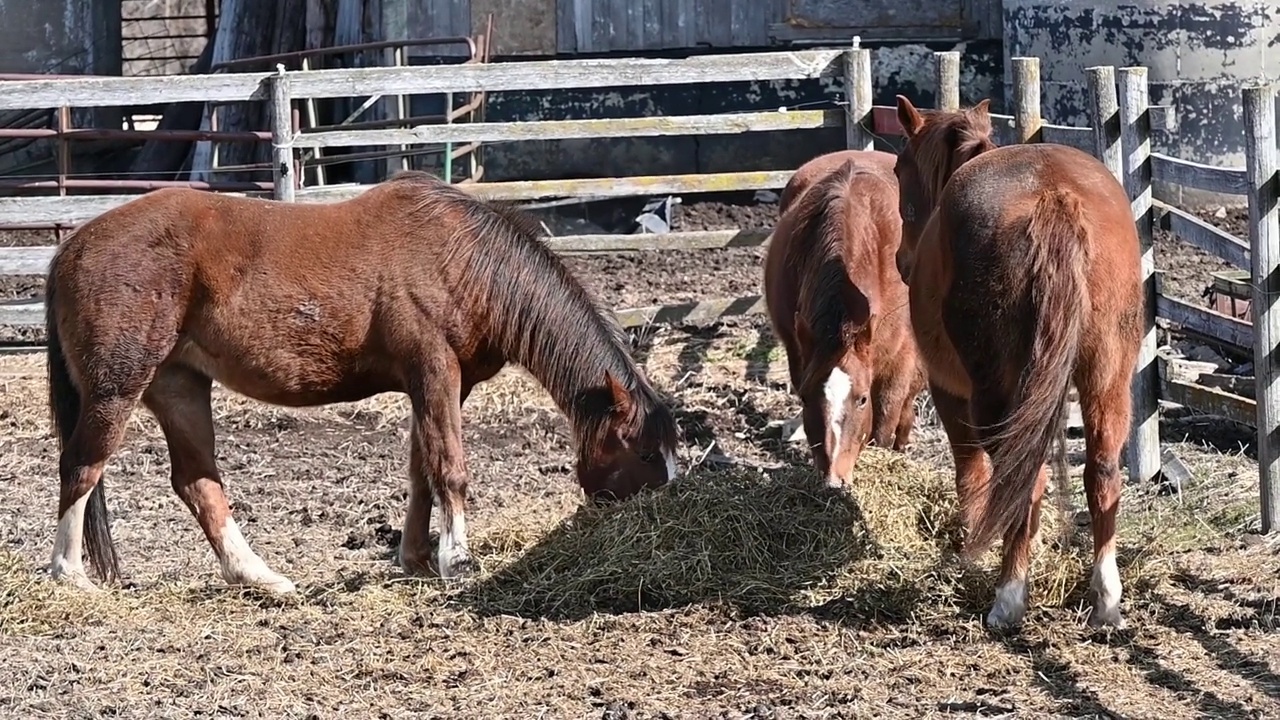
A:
[892,96,1142,629]
[764,149,926,485]
[44,170,680,594]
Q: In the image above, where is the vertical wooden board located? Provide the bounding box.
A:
[473,0,557,55]
[695,0,732,47]
[1244,85,1280,533]
[572,0,592,52]
[678,0,695,46]
[788,0,964,28]
[556,0,577,52]
[641,0,662,49]
[624,0,644,50]
[410,0,471,56]
[591,0,613,52]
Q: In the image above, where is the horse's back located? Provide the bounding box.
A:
[780,149,897,212]
[934,142,1142,367]
[47,181,464,405]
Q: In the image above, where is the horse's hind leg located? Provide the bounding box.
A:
[400,368,476,581]
[49,393,141,590]
[969,391,1050,629]
[143,365,294,594]
[1075,347,1134,629]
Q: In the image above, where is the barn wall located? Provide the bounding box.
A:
[0,0,120,75]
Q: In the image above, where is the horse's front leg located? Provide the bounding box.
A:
[399,367,477,581]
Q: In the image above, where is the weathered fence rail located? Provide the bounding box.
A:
[2,44,1278,532]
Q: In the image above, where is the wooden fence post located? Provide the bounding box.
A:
[1118,66,1160,486]
[268,65,296,202]
[1085,66,1121,183]
[1011,57,1041,143]
[844,37,873,151]
[934,51,960,111]
[1243,83,1280,533]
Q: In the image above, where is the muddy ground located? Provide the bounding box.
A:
[0,194,1277,718]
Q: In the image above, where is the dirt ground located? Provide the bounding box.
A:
[1,195,1278,719]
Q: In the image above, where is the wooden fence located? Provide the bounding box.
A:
[0,44,1277,532]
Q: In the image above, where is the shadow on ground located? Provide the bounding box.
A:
[452,467,880,621]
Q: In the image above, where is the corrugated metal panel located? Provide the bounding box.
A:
[559,0,782,53]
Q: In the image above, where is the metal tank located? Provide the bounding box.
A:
[1002,0,1280,207]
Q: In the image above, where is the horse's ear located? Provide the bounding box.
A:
[603,371,632,420]
[839,280,873,328]
[971,98,992,119]
[853,313,876,353]
[896,95,925,137]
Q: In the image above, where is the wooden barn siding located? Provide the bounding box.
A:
[557,0,785,53]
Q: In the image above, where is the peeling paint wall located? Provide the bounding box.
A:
[464,40,1003,182]
[1004,0,1280,208]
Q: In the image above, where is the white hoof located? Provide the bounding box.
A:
[49,562,103,593]
[1087,604,1127,629]
[1088,551,1125,628]
[228,570,297,595]
[438,547,477,581]
[985,580,1028,628]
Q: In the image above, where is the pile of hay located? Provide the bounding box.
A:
[455,448,1089,623]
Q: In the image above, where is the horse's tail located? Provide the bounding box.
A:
[46,255,121,584]
[964,188,1088,558]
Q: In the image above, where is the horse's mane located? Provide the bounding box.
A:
[785,161,882,365]
[386,171,675,449]
[909,105,998,211]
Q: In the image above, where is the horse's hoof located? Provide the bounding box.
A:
[984,582,1027,629]
[1087,606,1127,630]
[49,565,103,593]
[438,553,478,581]
[231,571,297,595]
[396,549,435,578]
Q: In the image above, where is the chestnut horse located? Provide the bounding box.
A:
[44,170,679,594]
[764,149,926,485]
[893,96,1142,629]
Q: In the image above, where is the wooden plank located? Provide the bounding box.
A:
[1155,293,1253,350]
[933,51,961,111]
[292,110,843,148]
[844,43,873,151]
[1011,57,1041,144]
[0,171,796,225]
[1244,84,1280,533]
[0,299,42,327]
[0,246,54,275]
[1159,376,1257,427]
[1151,153,1249,196]
[0,231,774,278]
[1040,124,1093,153]
[1119,66,1160,485]
[1211,269,1251,299]
[614,294,765,328]
[0,49,845,111]
[268,70,295,202]
[1155,199,1249,269]
[297,170,798,202]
